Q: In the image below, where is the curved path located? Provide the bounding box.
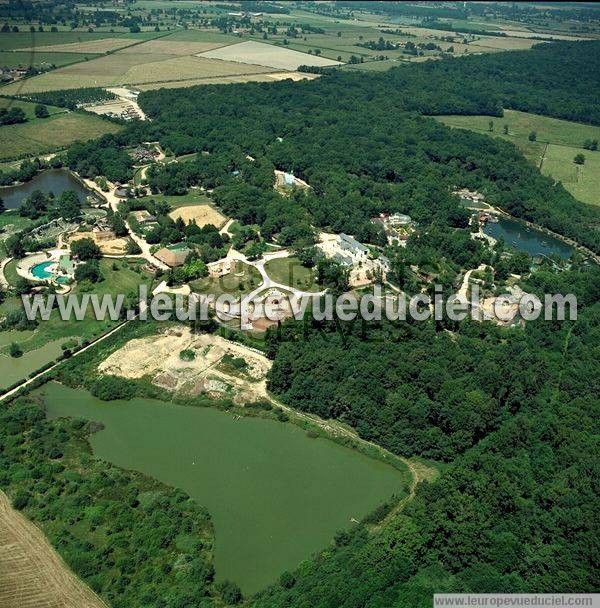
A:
[81,178,169,271]
[0,256,12,289]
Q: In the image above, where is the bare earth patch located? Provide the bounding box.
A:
[0,491,106,608]
[98,328,271,404]
[70,232,129,255]
[168,204,227,228]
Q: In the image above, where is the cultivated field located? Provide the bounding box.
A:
[122,55,274,84]
[168,204,227,228]
[0,491,106,608]
[118,38,229,56]
[22,37,138,53]
[0,112,121,160]
[200,40,342,71]
[1,50,277,93]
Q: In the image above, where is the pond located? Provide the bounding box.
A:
[0,338,68,390]
[0,168,97,210]
[483,216,574,258]
[41,382,407,595]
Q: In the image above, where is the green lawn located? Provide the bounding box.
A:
[138,190,213,210]
[190,261,263,299]
[0,258,154,356]
[0,110,122,161]
[542,144,600,207]
[264,256,321,292]
[437,109,600,150]
[2,257,19,285]
[0,50,101,68]
[436,110,600,206]
[0,97,65,120]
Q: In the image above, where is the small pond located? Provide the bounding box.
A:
[483,216,574,258]
[0,169,97,210]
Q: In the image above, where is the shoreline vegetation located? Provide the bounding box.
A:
[0,6,599,604]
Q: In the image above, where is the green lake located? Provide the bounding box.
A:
[41,382,407,595]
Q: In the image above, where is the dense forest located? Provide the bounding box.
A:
[255,264,599,606]
[0,396,221,607]
[113,40,600,254]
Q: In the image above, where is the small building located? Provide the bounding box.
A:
[132,210,157,225]
[155,246,191,268]
[114,187,130,198]
[207,258,237,278]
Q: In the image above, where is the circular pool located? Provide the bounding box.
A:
[30,261,55,280]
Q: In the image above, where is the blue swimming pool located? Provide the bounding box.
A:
[31,261,54,280]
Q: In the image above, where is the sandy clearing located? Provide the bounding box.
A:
[98,328,270,402]
[69,231,129,255]
[266,71,317,81]
[199,40,342,71]
[168,204,227,228]
[0,491,107,608]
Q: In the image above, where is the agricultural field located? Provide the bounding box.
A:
[0,34,282,94]
[0,491,106,608]
[437,110,600,206]
[437,109,600,149]
[134,72,312,91]
[21,37,144,54]
[199,41,342,71]
[0,30,158,51]
[0,111,121,161]
[0,50,100,68]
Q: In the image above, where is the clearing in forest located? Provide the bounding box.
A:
[0,491,106,608]
[199,40,342,70]
[168,204,227,228]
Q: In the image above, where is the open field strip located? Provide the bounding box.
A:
[0,50,102,68]
[437,110,600,206]
[0,52,278,93]
[437,109,600,148]
[21,37,142,54]
[117,38,231,56]
[134,71,311,90]
[0,112,121,160]
[0,491,107,608]
[199,40,343,71]
[122,54,275,84]
[0,30,160,51]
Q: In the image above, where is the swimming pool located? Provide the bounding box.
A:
[31,261,55,280]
